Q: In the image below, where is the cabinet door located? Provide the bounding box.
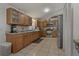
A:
[52,31,57,38]
[31,32,36,41]
[6,34,16,53]
[28,32,32,42]
[12,9,19,24]
[7,8,19,25]
[19,13,25,25]
[37,20,40,27]
[24,37,28,47]
[43,20,47,27]
[24,15,29,25]
[19,14,32,26]
[14,35,23,53]
[6,8,12,24]
[23,33,30,47]
[24,16,32,26]
[6,34,23,53]
[29,17,32,26]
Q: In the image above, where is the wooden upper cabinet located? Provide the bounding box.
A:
[6,8,32,26]
[19,13,25,25]
[6,8,19,25]
[28,17,32,26]
[43,20,48,27]
[19,13,32,26]
[23,16,32,26]
[37,20,48,27]
[24,15,31,26]
[37,20,40,27]
[37,20,48,30]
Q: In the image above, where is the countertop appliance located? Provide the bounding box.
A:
[10,25,17,33]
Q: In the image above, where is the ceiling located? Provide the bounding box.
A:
[10,3,65,19]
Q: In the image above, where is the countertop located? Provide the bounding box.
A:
[6,30,40,34]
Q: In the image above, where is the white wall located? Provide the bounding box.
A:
[0,3,10,42]
[72,4,79,41]
[72,4,79,56]
[0,3,10,55]
[63,4,73,56]
[61,3,79,56]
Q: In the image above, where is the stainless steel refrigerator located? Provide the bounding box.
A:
[57,15,63,49]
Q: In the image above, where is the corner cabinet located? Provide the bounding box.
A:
[6,8,32,26]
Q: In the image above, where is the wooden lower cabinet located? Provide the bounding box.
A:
[6,34,23,53]
[52,31,58,38]
[23,32,32,47]
[6,31,42,53]
[14,35,23,52]
[23,33,29,47]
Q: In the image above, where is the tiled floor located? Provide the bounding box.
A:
[10,37,64,56]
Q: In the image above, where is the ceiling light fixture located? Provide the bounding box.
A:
[44,8,50,13]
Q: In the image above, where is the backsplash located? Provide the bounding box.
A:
[6,25,36,33]
[16,26,30,32]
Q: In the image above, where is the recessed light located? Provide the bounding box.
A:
[44,8,50,13]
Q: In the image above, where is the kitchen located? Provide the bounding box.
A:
[0,3,65,56]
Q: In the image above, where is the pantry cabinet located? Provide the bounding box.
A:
[6,8,32,26]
